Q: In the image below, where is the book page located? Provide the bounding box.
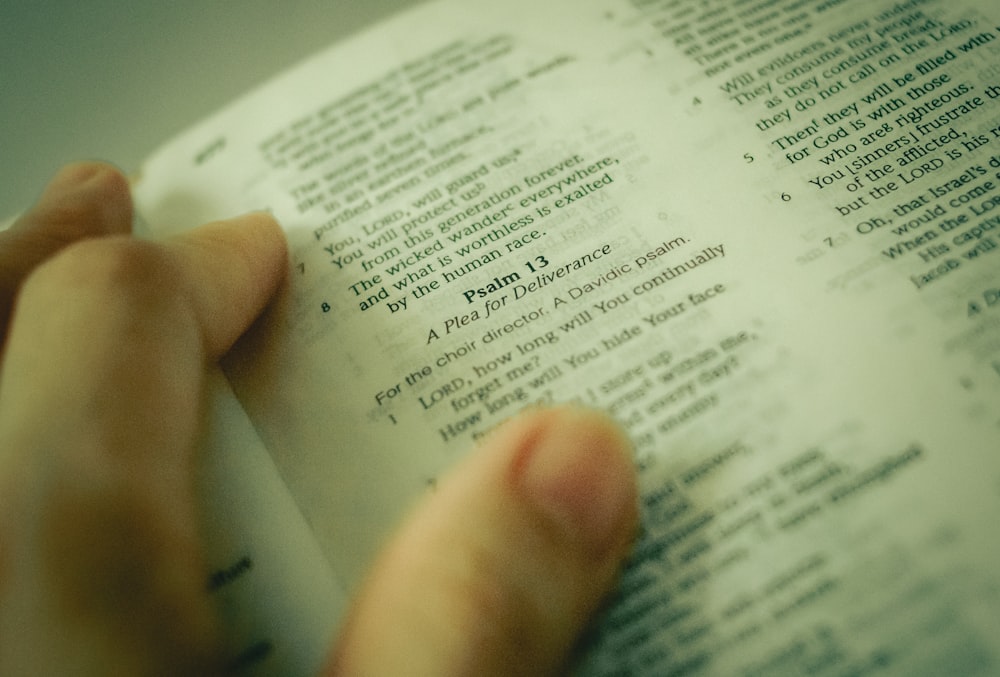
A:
[196,371,346,676]
[135,0,1000,673]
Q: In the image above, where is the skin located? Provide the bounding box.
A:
[0,163,638,676]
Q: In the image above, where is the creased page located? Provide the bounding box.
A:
[135,0,1000,673]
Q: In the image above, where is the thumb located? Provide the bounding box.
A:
[327,406,638,676]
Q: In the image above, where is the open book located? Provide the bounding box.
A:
[132,0,1000,673]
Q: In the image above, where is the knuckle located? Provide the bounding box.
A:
[25,237,190,316]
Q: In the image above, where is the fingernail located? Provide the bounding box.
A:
[514,408,637,557]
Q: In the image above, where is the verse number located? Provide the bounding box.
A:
[322,303,331,313]
[525,255,550,273]
[780,192,792,202]
[824,232,849,248]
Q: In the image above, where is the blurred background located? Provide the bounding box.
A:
[0,0,423,217]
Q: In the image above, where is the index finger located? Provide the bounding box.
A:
[0,212,287,674]
[1,211,288,460]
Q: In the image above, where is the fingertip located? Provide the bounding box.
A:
[328,406,638,676]
[197,210,288,292]
[231,211,288,263]
[505,406,639,559]
[191,211,287,260]
[166,211,288,358]
[25,161,133,237]
[42,161,129,197]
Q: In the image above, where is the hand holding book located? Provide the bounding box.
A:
[0,164,638,675]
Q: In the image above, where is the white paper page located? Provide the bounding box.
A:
[197,371,345,675]
[135,0,1000,673]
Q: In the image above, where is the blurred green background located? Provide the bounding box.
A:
[1,0,423,217]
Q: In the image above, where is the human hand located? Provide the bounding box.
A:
[0,163,638,675]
